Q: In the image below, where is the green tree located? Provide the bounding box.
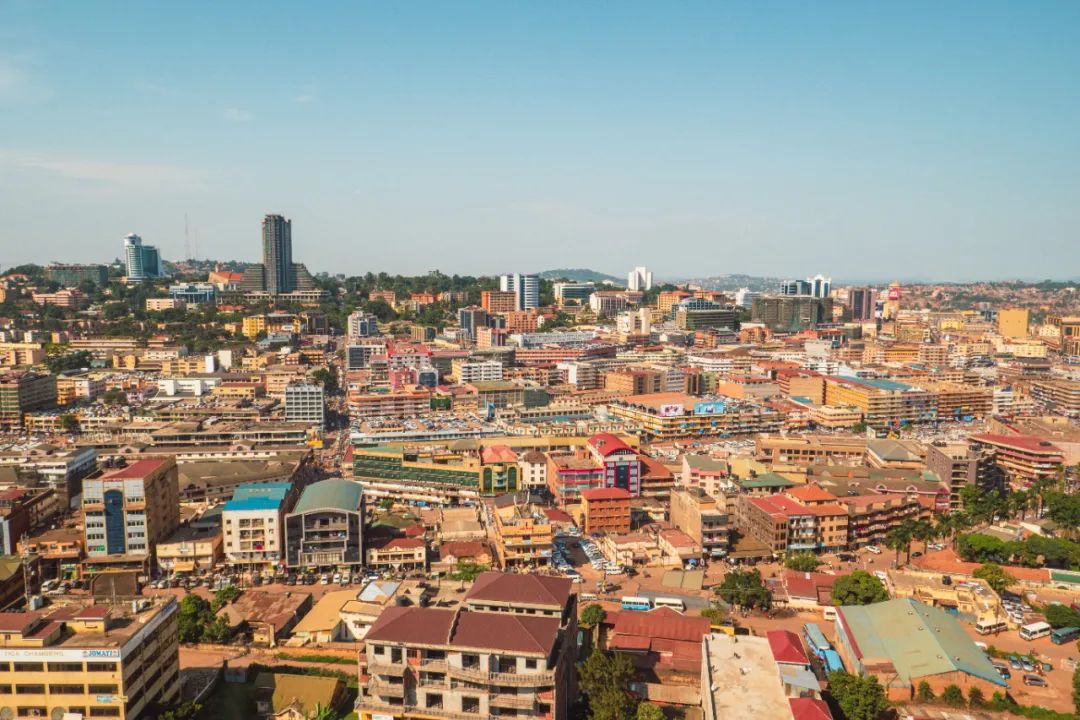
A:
[310,366,339,395]
[306,704,338,720]
[831,571,888,606]
[912,519,937,556]
[715,568,772,610]
[580,604,607,629]
[636,703,664,720]
[580,650,636,720]
[827,671,888,720]
[957,533,1007,563]
[973,564,1016,596]
[699,607,727,625]
[449,561,488,584]
[202,615,233,644]
[885,525,912,566]
[151,701,202,720]
[212,584,241,611]
[941,684,965,707]
[915,680,935,702]
[784,552,821,572]
[102,388,128,405]
[1044,603,1080,629]
[177,595,210,643]
[1047,492,1080,533]
[967,686,985,708]
[1073,665,1080,715]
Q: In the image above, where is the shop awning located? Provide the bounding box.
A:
[171,561,196,572]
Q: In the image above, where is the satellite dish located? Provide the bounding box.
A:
[1,708,13,720]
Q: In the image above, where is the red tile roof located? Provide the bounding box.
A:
[971,433,1064,455]
[781,570,839,601]
[0,612,39,633]
[101,457,170,479]
[790,697,833,720]
[464,571,571,608]
[581,487,632,501]
[587,433,634,457]
[785,484,838,503]
[481,444,519,464]
[767,629,809,665]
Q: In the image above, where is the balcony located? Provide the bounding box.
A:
[367,678,406,697]
[419,657,448,673]
[356,699,489,720]
[368,661,406,676]
[448,665,555,686]
[490,693,536,709]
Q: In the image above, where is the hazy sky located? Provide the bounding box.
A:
[1,2,1079,282]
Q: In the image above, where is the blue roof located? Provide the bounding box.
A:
[846,377,913,392]
[224,482,292,512]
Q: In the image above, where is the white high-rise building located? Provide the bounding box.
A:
[285,382,325,427]
[734,288,761,308]
[627,266,653,291]
[807,274,832,299]
[499,273,539,310]
[123,233,164,282]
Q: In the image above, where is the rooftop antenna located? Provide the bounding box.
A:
[184,212,192,261]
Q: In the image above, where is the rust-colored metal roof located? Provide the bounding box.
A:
[464,571,570,608]
[611,606,709,644]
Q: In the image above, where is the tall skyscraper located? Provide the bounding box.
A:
[627,265,653,291]
[123,233,164,281]
[849,287,876,321]
[240,213,318,296]
[807,274,832,299]
[781,279,811,295]
[263,213,293,294]
[499,273,539,310]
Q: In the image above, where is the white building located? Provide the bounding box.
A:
[347,311,380,338]
[222,482,293,570]
[807,274,832,299]
[499,273,540,311]
[627,266,653,291]
[734,288,761,308]
[285,382,325,426]
[123,233,164,281]
[457,360,504,383]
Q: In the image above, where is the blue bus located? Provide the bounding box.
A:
[1052,626,1080,645]
[804,624,831,657]
[620,596,653,612]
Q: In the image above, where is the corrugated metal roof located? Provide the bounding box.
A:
[837,598,1006,688]
[293,479,363,513]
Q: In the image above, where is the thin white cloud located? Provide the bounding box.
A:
[292,86,318,104]
[0,55,51,105]
[1,150,204,190]
[223,107,252,122]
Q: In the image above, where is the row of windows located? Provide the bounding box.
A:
[0,684,116,694]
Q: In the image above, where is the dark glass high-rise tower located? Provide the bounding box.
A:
[262,214,293,294]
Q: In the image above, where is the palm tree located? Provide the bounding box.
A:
[885,526,911,567]
[913,519,936,556]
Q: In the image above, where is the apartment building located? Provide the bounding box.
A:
[284,479,365,570]
[970,433,1065,488]
[451,359,503,384]
[670,487,729,559]
[680,454,734,498]
[580,488,632,535]
[824,377,937,429]
[223,482,298,571]
[82,458,180,573]
[603,368,664,395]
[737,488,849,555]
[0,371,57,429]
[358,573,577,720]
[838,494,928,548]
[1029,379,1080,417]
[284,382,325,427]
[366,537,427,573]
[924,442,1005,509]
[0,597,180,720]
[608,393,783,440]
[492,506,553,568]
[755,434,866,466]
[480,290,517,314]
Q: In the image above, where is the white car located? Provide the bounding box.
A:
[866,545,882,555]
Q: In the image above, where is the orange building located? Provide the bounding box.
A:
[481,290,517,313]
[581,487,632,535]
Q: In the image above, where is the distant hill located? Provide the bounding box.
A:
[537,268,623,284]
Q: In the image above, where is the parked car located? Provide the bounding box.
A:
[1023,674,1047,687]
[866,545,882,555]
[1008,657,1022,670]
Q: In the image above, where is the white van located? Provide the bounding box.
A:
[580,592,599,602]
[866,545,882,554]
[975,619,1008,636]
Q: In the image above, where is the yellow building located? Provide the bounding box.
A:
[0,597,180,720]
[243,314,267,339]
[997,308,1030,339]
[493,506,553,568]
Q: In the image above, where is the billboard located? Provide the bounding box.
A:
[658,404,684,417]
[694,401,726,415]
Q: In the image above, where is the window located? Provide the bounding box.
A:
[49,685,85,695]
[48,663,83,673]
[89,709,121,718]
[13,663,43,672]
[88,685,118,695]
[461,654,480,669]
[524,659,537,669]
[462,697,481,714]
[0,685,10,694]
[425,693,443,709]
[86,663,118,673]
[390,649,402,663]
[373,645,384,656]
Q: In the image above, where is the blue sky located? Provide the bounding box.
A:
[1,1,1078,281]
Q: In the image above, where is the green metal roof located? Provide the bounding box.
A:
[293,479,364,513]
[838,598,1006,688]
[739,472,795,489]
